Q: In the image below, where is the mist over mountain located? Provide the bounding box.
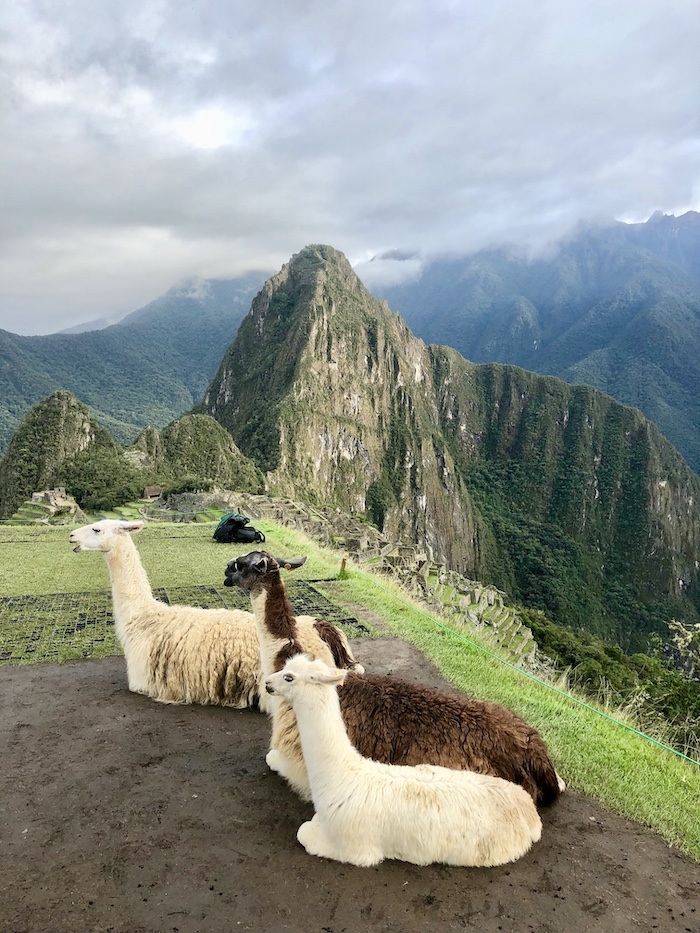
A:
[202,244,700,654]
[0,272,268,453]
[370,212,700,472]
[59,315,125,334]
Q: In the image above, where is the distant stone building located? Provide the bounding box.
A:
[29,488,87,523]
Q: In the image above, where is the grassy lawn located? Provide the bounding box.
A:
[1,517,699,860]
[0,519,344,596]
[0,520,364,664]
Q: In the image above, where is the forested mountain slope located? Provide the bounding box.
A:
[372,212,700,471]
[0,273,267,453]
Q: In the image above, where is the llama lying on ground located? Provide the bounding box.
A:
[267,655,542,867]
[225,550,564,806]
[223,550,365,786]
[69,519,266,708]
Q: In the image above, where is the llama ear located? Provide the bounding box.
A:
[274,556,307,572]
[311,667,348,686]
[119,521,145,534]
[252,555,269,574]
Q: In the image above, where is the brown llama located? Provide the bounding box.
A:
[224,551,565,806]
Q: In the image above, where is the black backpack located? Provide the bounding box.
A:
[213,511,266,544]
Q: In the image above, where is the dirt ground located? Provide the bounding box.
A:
[2,636,698,933]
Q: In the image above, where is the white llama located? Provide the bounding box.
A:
[266,655,543,868]
[69,519,264,707]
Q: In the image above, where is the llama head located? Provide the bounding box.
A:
[223,550,307,593]
[265,654,349,699]
[69,519,145,553]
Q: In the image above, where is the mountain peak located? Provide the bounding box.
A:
[278,244,360,295]
[0,391,113,519]
[646,209,700,227]
[239,244,379,347]
[287,243,354,272]
[202,244,408,472]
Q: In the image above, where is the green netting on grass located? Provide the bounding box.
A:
[0,581,368,666]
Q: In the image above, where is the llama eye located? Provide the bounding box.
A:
[93,528,101,533]
[283,674,294,682]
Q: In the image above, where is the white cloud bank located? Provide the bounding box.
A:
[1,0,698,333]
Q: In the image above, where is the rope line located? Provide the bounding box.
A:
[351,565,699,768]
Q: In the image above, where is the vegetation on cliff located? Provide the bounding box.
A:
[130,413,263,494]
[0,398,262,518]
[517,605,700,755]
[0,391,141,518]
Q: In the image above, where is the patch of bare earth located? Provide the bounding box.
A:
[1,638,698,933]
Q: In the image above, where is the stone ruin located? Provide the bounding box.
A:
[24,489,87,524]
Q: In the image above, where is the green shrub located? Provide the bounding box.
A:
[58,448,144,511]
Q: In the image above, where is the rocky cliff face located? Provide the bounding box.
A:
[202,246,486,572]
[202,245,700,649]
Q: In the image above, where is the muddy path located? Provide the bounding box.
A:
[1,638,698,933]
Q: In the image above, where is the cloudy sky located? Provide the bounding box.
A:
[2,0,699,334]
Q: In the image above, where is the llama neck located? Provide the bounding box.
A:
[104,536,155,633]
[250,577,300,674]
[292,685,359,785]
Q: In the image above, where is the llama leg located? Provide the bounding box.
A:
[332,813,384,867]
[556,771,567,792]
[297,817,345,863]
[296,818,320,850]
[265,749,312,800]
[297,817,383,867]
[265,748,284,773]
[336,839,384,867]
[125,662,150,697]
[125,644,155,697]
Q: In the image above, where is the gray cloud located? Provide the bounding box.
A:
[1,0,698,333]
